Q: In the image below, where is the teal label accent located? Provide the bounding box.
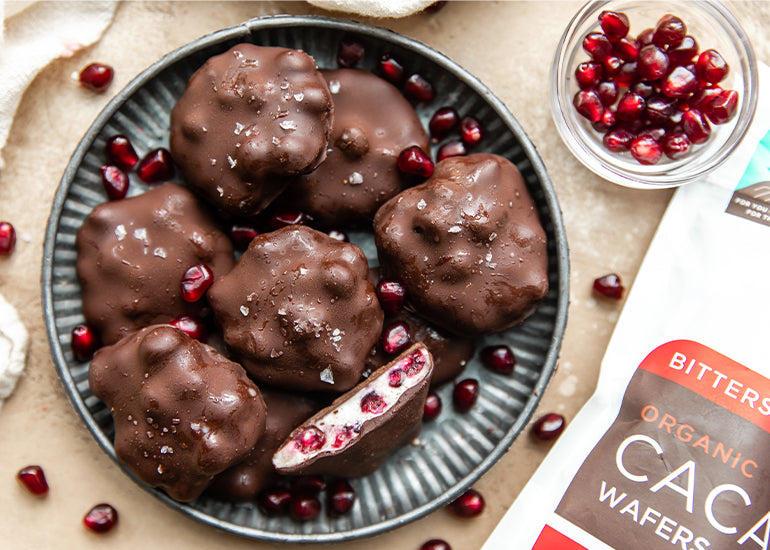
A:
[726,129,770,226]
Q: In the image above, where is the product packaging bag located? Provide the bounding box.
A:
[484,63,770,550]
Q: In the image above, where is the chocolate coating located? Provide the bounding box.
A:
[89,325,266,502]
[368,309,474,388]
[273,343,433,477]
[279,69,429,228]
[208,387,323,502]
[170,43,334,218]
[208,225,384,392]
[76,182,235,345]
[374,153,549,336]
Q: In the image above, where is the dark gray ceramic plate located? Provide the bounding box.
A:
[42,15,569,543]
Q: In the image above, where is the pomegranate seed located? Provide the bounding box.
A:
[582,32,612,60]
[404,349,427,376]
[453,379,479,412]
[229,224,259,248]
[593,273,624,299]
[662,66,699,98]
[480,345,516,374]
[378,55,405,85]
[696,49,729,84]
[404,73,435,102]
[653,14,686,48]
[592,109,616,132]
[638,45,669,81]
[168,315,207,342]
[682,109,711,144]
[389,368,405,387]
[638,126,666,143]
[662,131,692,159]
[258,486,292,516]
[573,90,604,123]
[532,413,566,441]
[422,540,452,550]
[460,116,483,146]
[631,81,655,99]
[574,62,603,90]
[71,324,100,361]
[376,279,407,314]
[295,427,326,452]
[630,135,663,165]
[337,37,365,68]
[602,127,635,152]
[398,146,434,178]
[614,62,638,87]
[360,392,387,414]
[137,148,174,184]
[691,86,724,111]
[83,503,118,533]
[637,28,654,46]
[290,495,321,521]
[268,209,306,230]
[381,321,411,355]
[448,488,485,518]
[17,465,49,495]
[327,229,349,242]
[100,165,129,200]
[616,91,646,122]
[78,63,114,92]
[0,221,17,255]
[602,56,622,78]
[599,10,629,40]
[613,37,639,62]
[704,89,738,124]
[668,35,699,66]
[429,107,460,141]
[327,478,356,516]
[180,263,214,303]
[437,140,467,161]
[105,135,139,170]
[596,81,618,106]
[423,392,442,421]
[645,95,676,125]
[291,475,326,496]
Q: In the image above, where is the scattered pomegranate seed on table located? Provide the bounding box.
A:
[0,221,17,255]
[136,148,174,183]
[376,279,407,314]
[17,465,49,495]
[381,321,412,355]
[229,224,259,248]
[452,379,479,412]
[326,229,349,242]
[258,486,292,516]
[571,10,738,165]
[180,263,214,303]
[378,55,405,85]
[71,324,101,361]
[290,494,322,521]
[78,63,114,93]
[429,107,460,141]
[337,37,365,68]
[168,314,207,342]
[404,73,436,103]
[100,165,129,200]
[448,488,485,518]
[460,116,483,147]
[105,135,139,170]
[532,412,566,441]
[398,146,434,178]
[291,475,326,496]
[593,273,625,299]
[423,391,442,421]
[83,503,118,533]
[480,345,516,374]
[437,140,467,161]
[422,539,452,550]
[327,478,356,516]
[268,209,307,230]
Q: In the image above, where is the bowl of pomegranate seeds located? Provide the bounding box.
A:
[551,0,758,188]
[43,15,569,543]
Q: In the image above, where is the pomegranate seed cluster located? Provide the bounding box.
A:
[573,11,738,165]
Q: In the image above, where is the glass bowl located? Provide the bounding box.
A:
[551,0,758,189]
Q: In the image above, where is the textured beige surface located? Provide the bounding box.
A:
[0,2,767,549]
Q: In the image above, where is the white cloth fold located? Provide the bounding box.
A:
[308,0,436,18]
